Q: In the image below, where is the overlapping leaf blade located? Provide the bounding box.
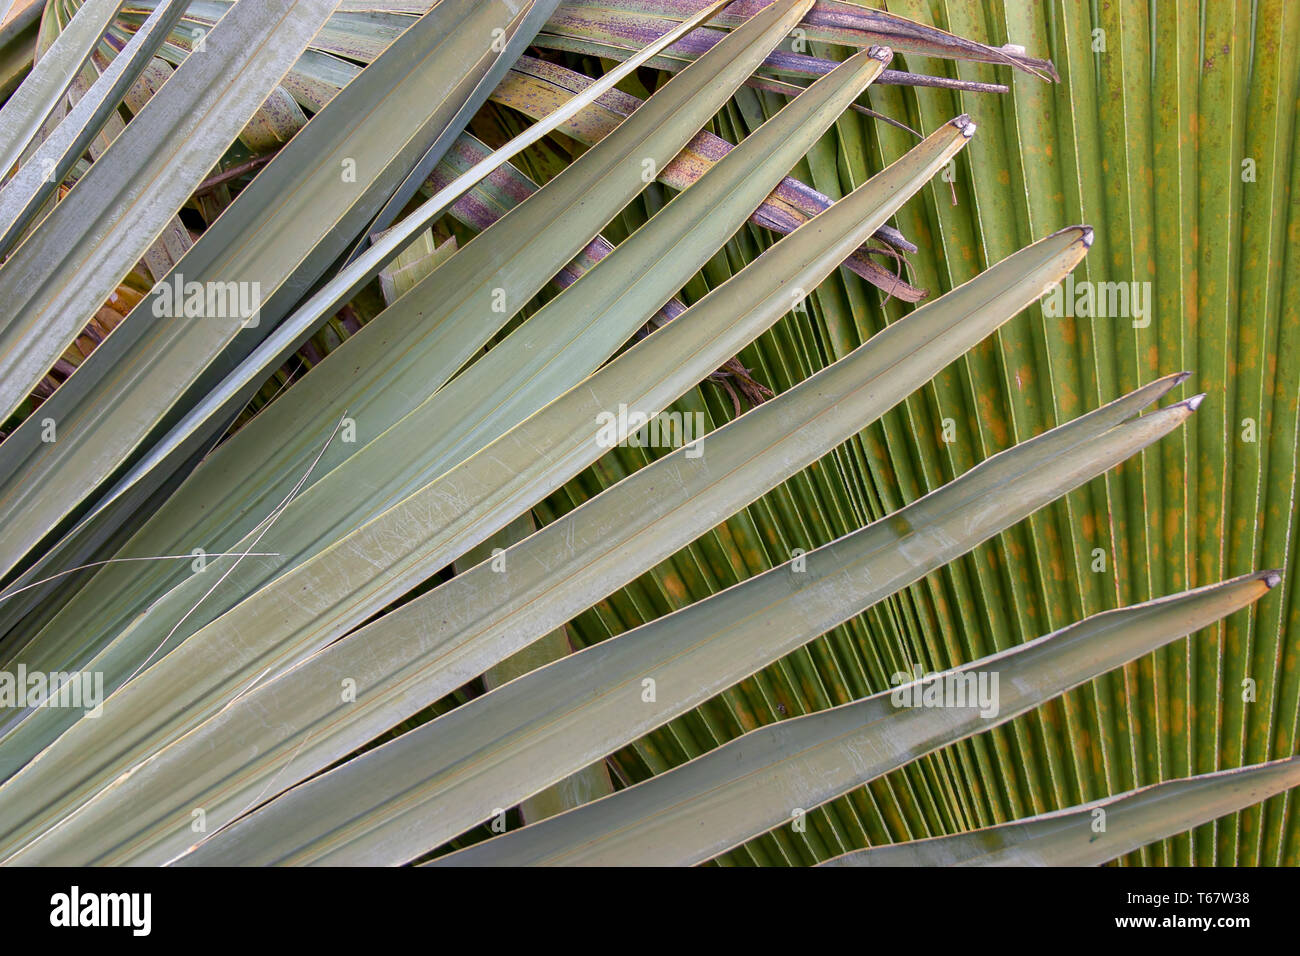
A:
[0,0,341,423]
[822,756,1300,866]
[433,562,1268,867]
[0,0,805,682]
[7,218,1088,866]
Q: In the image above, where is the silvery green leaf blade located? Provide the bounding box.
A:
[430,561,1268,868]
[22,125,1116,873]
[0,110,971,858]
[343,0,564,263]
[820,755,1300,866]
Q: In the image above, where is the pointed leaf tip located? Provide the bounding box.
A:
[951,113,976,137]
[1045,224,1091,248]
[1139,370,1193,398]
